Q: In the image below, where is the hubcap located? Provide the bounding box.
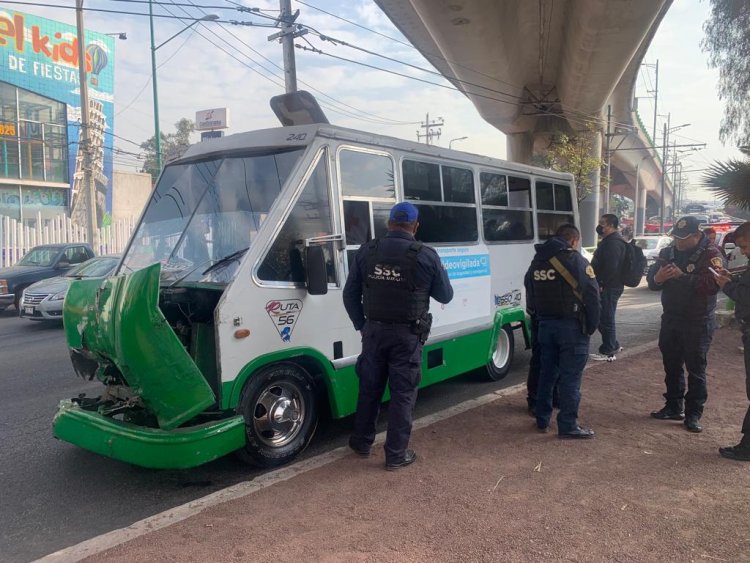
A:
[492,330,510,370]
[252,382,306,447]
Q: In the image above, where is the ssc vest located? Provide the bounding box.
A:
[363,239,430,323]
[530,250,581,318]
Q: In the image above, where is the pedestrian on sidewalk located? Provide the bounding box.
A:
[343,202,453,471]
[524,223,600,438]
[647,216,723,433]
[704,227,728,262]
[711,221,750,461]
[590,214,627,362]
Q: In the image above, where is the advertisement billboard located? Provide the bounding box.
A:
[0,9,115,219]
[195,108,229,131]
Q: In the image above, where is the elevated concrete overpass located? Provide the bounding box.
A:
[375,0,674,244]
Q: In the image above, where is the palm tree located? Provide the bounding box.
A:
[702,147,750,209]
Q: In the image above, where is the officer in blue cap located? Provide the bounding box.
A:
[343,201,453,470]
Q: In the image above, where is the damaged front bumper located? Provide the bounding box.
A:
[53,400,246,469]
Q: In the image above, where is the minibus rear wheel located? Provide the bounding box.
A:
[486,325,514,381]
[237,362,318,468]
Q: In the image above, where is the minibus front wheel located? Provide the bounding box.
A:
[486,325,514,381]
[237,362,319,468]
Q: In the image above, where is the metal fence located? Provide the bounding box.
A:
[0,213,137,268]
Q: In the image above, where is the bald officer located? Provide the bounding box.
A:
[524,223,600,438]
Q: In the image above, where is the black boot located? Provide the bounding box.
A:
[650,405,685,420]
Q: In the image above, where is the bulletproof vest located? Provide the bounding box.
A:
[530,249,581,318]
[363,239,430,322]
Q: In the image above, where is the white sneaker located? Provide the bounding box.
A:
[590,353,616,362]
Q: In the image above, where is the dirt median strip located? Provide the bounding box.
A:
[77,332,750,562]
[43,338,645,563]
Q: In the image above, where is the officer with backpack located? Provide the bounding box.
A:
[343,202,453,470]
[590,214,628,362]
[647,216,723,433]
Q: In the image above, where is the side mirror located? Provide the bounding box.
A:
[305,245,328,295]
[56,258,71,269]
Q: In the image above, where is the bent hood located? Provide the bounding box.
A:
[64,263,215,430]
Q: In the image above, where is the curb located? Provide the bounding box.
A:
[36,339,661,563]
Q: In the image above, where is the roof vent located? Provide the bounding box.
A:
[270,91,329,127]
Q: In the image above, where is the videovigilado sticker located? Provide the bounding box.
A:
[265,299,303,342]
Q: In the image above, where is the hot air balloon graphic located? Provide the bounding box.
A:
[86,44,108,86]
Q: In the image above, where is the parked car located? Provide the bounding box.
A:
[0,243,95,312]
[633,235,673,273]
[644,216,674,234]
[19,255,120,321]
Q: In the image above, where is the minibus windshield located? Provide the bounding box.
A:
[120,147,304,285]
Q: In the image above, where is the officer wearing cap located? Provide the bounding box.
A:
[343,202,453,470]
[524,223,600,438]
[647,215,723,433]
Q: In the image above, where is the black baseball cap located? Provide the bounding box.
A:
[671,216,702,239]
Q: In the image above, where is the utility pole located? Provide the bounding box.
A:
[659,118,669,234]
[671,141,678,219]
[75,0,98,251]
[652,59,659,145]
[268,0,308,94]
[416,113,444,145]
[149,0,162,173]
[604,104,612,214]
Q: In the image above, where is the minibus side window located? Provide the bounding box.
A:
[480,172,534,242]
[258,156,336,284]
[536,180,575,239]
[403,159,478,244]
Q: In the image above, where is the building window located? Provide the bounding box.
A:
[0,81,68,184]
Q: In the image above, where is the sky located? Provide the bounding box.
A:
[7,0,744,204]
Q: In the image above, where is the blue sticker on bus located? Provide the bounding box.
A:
[440,254,490,279]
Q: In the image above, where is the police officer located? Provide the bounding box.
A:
[647,216,723,433]
[711,221,750,461]
[524,223,600,438]
[343,202,453,470]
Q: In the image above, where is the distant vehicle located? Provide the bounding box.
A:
[19,255,120,321]
[686,214,709,224]
[684,203,706,214]
[0,243,95,312]
[633,235,672,273]
[644,216,673,234]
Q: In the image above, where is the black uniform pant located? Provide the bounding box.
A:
[740,326,750,439]
[350,321,422,464]
[526,315,558,411]
[658,315,714,418]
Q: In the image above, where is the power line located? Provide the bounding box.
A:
[158,0,420,127]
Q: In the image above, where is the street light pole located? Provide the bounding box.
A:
[449,136,468,149]
[149,0,162,175]
[75,0,98,251]
[149,2,218,175]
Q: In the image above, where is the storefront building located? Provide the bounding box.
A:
[0,9,115,226]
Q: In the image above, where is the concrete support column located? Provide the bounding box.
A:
[506,132,534,164]
[635,186,647,236]
[577,130,602,247]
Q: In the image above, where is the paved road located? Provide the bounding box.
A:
[0,284,666,562]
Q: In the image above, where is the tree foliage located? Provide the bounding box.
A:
[701,0,750,147]
[702,147,750,209]
[532,124,605,203]
[140,118,195,182]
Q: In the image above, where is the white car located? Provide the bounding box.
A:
[633,235,673,273]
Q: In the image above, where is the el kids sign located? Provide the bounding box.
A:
[0,12,109,85]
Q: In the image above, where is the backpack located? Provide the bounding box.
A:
[620,239,647,287]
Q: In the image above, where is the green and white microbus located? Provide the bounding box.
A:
[54,123,579,469]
